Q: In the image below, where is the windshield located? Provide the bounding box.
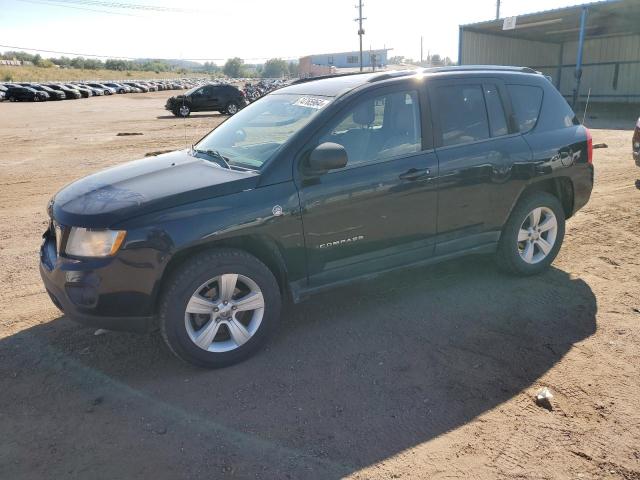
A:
[195,93,332,169]
[185,85,202,96]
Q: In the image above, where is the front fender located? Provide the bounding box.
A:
[117,181,306,307]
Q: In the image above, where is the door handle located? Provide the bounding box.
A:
[399,167,431,181]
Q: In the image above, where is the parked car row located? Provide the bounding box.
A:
[243,79,288,102]
[0,78,203,102]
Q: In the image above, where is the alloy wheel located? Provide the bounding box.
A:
[517,206,558,264]
[184,273,265,353]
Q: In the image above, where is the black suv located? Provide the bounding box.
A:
[44,83,82,100]
[40,67,594,367]
[19,83,66,100]
[5,85,49,102]
[166,83,246,116]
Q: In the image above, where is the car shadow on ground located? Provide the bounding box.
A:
[156,114,224,120]
[0,256,596,479]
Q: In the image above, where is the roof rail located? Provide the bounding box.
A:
[422,65,540,74]
[367,70,416,82]
[290,72,373,85]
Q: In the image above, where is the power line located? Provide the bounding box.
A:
[0,44,138,59]
[76,0,194,12]
[0,44,301,62]
[17,0,141,16]
[25,0,196,13]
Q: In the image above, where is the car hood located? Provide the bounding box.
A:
[51,150,260,228]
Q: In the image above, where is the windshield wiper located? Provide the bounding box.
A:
[191,147,231,169]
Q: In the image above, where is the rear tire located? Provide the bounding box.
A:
[159,248,282,368]
[495,191,565,276]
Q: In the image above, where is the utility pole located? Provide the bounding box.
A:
[420,36,423,64]
[355,0,366,72]
[496,0,501,19]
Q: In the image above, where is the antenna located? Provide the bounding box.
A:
[582,87,591,125]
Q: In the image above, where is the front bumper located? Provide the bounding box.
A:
[39,226,156,333]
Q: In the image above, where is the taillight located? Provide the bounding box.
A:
[585,126,593,164]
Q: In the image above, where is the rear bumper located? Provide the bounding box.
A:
[571,164,594,215]
[39,229,156,333]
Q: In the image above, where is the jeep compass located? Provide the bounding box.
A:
[40,67,594,367]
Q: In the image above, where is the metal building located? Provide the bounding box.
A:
[459,0,640,105]
[300,49,390,69]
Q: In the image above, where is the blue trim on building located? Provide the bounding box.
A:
[458,26,464,65]
[572,6,589,107]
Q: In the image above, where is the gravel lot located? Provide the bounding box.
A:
[0,92,639,479]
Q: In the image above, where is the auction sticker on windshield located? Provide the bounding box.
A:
[293,96,330,109]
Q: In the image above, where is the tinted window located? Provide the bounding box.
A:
[484,84,508,137]
[438,85,489,147]
[507,84,543,133]
[319,90,422,167]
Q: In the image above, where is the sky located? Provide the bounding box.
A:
[0,0,589,64]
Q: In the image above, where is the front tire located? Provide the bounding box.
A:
[496,191,565,275]
[159,249,282,368]
[175,104,190,117]
[224,101,239,115]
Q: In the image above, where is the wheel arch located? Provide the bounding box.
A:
[511,176,575,221]
[154,235,291,314]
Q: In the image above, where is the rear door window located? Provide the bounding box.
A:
[437,84,490,147]
[507,85,543,133]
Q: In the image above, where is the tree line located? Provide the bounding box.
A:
[0,51,178,72]
[1,50,300,78]
[221,57,298,78]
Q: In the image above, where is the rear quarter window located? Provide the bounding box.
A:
[507,84,543,133]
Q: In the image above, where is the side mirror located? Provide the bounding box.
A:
[307,142,348,173]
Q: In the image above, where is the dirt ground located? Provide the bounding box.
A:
[0,92,639,480]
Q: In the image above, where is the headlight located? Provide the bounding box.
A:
[65,228,126,257]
